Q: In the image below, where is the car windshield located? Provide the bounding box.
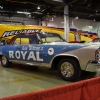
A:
[38,32,66,43]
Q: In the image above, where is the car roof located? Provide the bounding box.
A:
[14,32,60,38]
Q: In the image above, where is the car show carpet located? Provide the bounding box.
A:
[0,64,99,98]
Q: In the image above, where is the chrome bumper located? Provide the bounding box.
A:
[86,60,100,72]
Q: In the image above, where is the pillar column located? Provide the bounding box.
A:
[64,5,69,42]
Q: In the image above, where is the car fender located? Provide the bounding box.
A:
[50,53,80,68]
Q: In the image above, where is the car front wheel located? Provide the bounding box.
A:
[1,56,12,68]
[57,59,81,81]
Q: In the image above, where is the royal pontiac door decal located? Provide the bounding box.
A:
[9,45,44,61]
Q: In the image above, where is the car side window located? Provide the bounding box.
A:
[13,38,20,45]
[13,38,30,45]
[29,35,41,44]
[13,35,40,45]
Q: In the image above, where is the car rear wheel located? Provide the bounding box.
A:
[57,59,81,81]
[1,56,12,68]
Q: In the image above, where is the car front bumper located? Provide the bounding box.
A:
[86,60,100,72]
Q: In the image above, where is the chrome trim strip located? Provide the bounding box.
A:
[9,54,80,69]
[9,60,50,68]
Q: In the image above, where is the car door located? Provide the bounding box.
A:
[38,44,58,63]
[7,37,29,62]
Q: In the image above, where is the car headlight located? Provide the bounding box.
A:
[95,48,100,61]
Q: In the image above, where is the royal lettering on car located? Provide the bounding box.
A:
[9,51,43,61]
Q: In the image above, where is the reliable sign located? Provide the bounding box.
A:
[1,29,41,38]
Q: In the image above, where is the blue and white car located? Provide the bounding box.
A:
[0,32,100,81]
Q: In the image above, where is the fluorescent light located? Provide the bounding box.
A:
[0,6,3,9]
[52,0,63,2]
[37,6,40,9]
[28,14,31,17]
[17,11,31,15]
[41,9,45,12]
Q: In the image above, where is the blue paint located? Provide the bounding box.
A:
[0,43,90,63]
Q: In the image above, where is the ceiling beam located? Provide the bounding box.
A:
[63,0,79,5]
[6,0,45,6]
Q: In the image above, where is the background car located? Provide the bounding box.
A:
[92,38,100,42]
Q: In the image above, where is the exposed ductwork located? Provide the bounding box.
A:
[0,0,100,21]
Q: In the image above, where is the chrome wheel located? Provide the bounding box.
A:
[58,59,80,81]
[61,62,74,77]
[1,56,7,65]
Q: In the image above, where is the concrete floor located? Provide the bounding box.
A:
[0,64,71,98]
[0,64,100,98]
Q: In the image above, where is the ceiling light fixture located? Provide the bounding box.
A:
[41,9,45,12]
[52,0,63,2]
[17,11,31,15]
[0,6,3,9]
[37,6,40,9]
[28,14,31,18]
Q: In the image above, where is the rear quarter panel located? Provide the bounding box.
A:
[65,44,99,70]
